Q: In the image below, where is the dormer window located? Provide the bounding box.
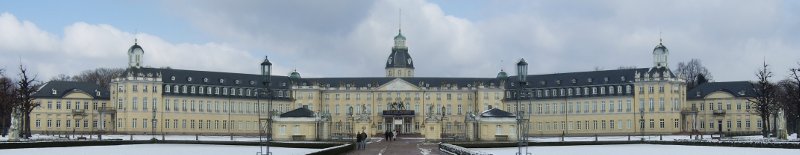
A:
[738,90,745,96]
[52,89,57,95]
[170,76,176,81]
[587,78,593,83]
[187,77,192,81]
[250,81,255,85]
[95,90,101,96]
[203,78,209,83]
[696,91,701,97]
[235,80,240,85]
[555,80,561,85]
[540,81,545,85]
[219,79,224,83]
[621,76,626,81]
[571,79,576,84]
[604,77,608,82]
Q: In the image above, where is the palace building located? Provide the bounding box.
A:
[30,29,768,141]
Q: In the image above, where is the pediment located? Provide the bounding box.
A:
[378,78,419,91]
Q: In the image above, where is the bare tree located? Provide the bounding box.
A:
[777,79,799,138]
[788,65,800,138]
[49,74,73,82]
[747,62,777,137]
[675,59,713,90]
[69,68,124,89]
[0,69,17,137]
[16,64,39,138]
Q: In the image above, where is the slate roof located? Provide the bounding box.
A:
[294,77,500,88]
[641,66,676,80]
[33,81,109,99]
[123,67,292,89]
[507,68,647,89]
[480,108,515,118]
[385,47,414,69]
[686,81,757,100]
[280,107,315,117]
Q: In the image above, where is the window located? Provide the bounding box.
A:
[627,100,632,112]
[659,119,665,128]
[132,97,138,110]
[649,119,654,128]
[674,119,679,128]
[648,98,654,112]
[142,97,148,111]
[659,98,665,111]
[610,120,615,129]
[495,125,503,135]
[757,120,762,129]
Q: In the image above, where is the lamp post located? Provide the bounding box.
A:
[441,106,446,142]
[640,108,645,141]
[349,106,354,148]
[258,56,272,155]
[516,58,528,155]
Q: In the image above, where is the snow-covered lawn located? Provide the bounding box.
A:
[529,134,799,142]
[474,144,800,155]
[1,134,265,141]
[0,144,320,155]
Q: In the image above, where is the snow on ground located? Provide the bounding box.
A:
[474,144,800,155]
[101,134,263,141]
[529,134,799,142]
[1,134,265,141]
[0,144,320,155]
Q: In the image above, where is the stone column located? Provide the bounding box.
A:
[423,119,441,140]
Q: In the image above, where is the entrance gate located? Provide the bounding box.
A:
[382,102,415,134]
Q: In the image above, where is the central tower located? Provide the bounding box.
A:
[385,29,414,77]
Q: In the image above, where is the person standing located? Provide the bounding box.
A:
[356,131,364,150]
[358,131,368,150]
[392,129,398,141]
[384,130,390,142]
[388,130,394,141]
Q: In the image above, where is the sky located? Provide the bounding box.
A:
[0,0,799,83]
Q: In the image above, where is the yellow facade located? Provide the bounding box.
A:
[31,88,111,134]
[685,91,762,134]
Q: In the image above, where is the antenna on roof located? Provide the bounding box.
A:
[398,8,402,33]
[134,28,139,45]
[500,59,504,71]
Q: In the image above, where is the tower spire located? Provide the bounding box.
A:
[398,8,402,34]
[134,28,139,45]
[659,31,662,44]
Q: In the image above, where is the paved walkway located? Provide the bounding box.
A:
[345,136,443,155]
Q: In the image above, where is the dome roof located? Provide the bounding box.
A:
[289,70,301,79]
[496,70,508,79]
[653,42,668,54]
[394,30,406,40]
[128,43,144,54]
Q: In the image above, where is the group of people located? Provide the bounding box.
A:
[384,130,398,141]
[356,130,368,150]
[354,129,401,151]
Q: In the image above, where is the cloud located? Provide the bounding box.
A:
[166,0,800,81]
[3,0,799,83]
[0,12,266,81]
